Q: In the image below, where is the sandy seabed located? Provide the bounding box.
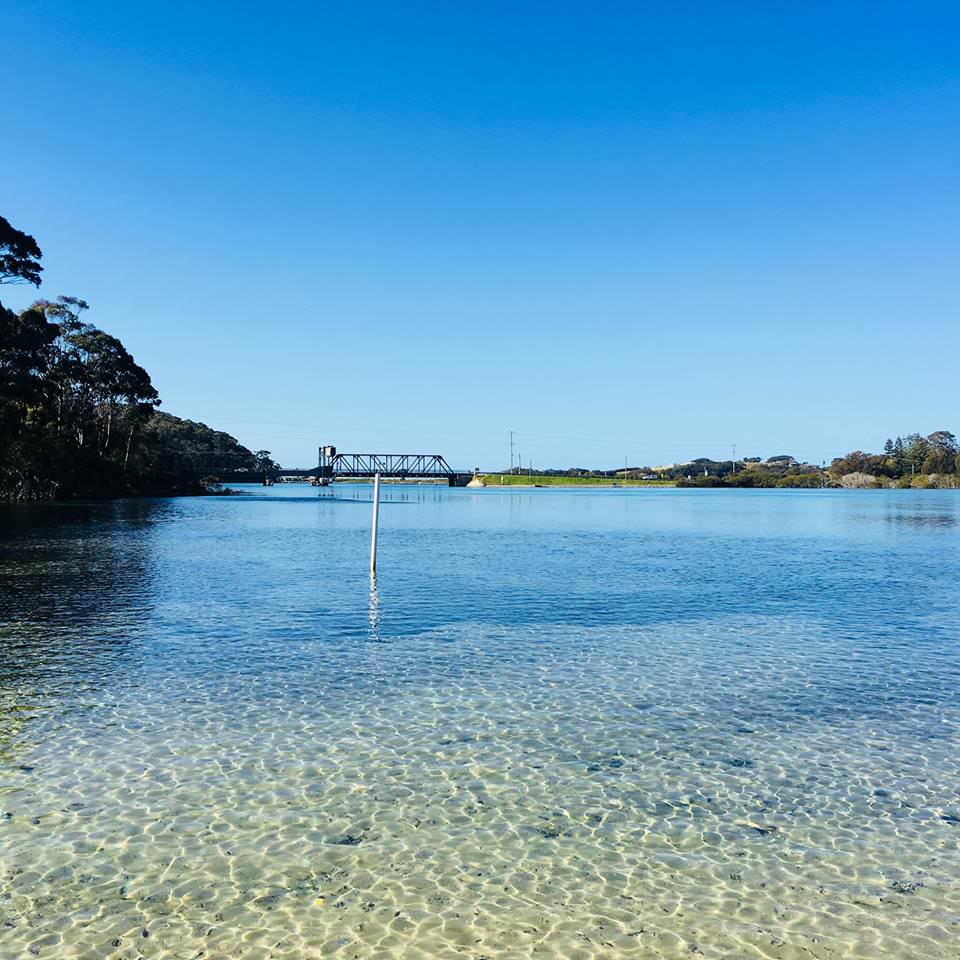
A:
[1,618,958,959]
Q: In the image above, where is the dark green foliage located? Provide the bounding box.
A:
[665,453,827,487]
[677,468,828,489]
[676,475,727,488]
[830,430,956,480]
[125,412,260,495]
[0,215,43,287]
[775,473,828,488]
[0,214,260,500]
[829,450,899,478]
[1,296,161,498]
[922,431,957,475]
[0,303,58,405]
[0,299,260,497]
[253,450,278,471]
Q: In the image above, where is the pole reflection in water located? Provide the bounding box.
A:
[367,572,382,642]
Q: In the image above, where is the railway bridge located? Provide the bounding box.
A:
[314,449,472,486]
[210,446,475,487]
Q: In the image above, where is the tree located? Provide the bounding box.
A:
[0,215,43,287]
[0,304,58,406]
[927,431,957,454]
[900,434,930,476]
[0,215,265,500]
[0,304,60,495]
[31,297,90,436]
[0,302,59,498]
[1,293,162,498]
[830,451,870,475]
[42,313,159,455]
[923,431,957,474]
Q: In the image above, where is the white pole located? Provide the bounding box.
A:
[370,473,381,573]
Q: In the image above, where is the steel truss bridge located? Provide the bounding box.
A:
[208,449,474,487]
[317,451,468,484]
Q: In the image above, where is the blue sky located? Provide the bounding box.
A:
[3,2,958,469]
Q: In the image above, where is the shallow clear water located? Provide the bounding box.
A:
[1,485,959,959]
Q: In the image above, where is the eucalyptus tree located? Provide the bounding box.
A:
[31,298,159,459]
[923,431,958,475]
[0,214,50,479]
[0,215,43,288]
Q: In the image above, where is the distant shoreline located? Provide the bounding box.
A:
[472,475,675,488]
[467,474,959,490]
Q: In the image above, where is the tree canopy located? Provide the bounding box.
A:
[0,215,43,287]
[0,215,262,499]
[829,432,959,485]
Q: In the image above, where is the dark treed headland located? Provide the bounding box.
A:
[0,214,274,500]
[2,213,957,500]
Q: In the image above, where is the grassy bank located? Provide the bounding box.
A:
[477,474,675,487]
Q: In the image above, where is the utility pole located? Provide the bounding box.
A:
[509,430,514,475]
[732,443,736,474]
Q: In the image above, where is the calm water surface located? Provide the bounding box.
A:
[0,485,958,959]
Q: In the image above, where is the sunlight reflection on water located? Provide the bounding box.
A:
[0,487,958,958]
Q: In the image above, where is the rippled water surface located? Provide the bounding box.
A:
[1,485,959,959]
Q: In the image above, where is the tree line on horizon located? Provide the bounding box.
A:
[655,433,958,488]
[831,433,959,480]
[0,214,273,500]
[499,433,958,488]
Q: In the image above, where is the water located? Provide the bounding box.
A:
[1,485,959,959]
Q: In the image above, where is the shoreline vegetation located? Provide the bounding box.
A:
[1,214,279,501]
[474,474,675,488]
[469,471,958,490]
[475,437,960,489]
[2,212,958,502]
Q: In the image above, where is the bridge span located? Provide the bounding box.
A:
[212,447,475,487]
[315,450,472,486]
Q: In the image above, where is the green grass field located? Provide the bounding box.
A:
[477,474,675,487]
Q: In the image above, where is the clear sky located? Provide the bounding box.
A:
[4,2,958,469]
